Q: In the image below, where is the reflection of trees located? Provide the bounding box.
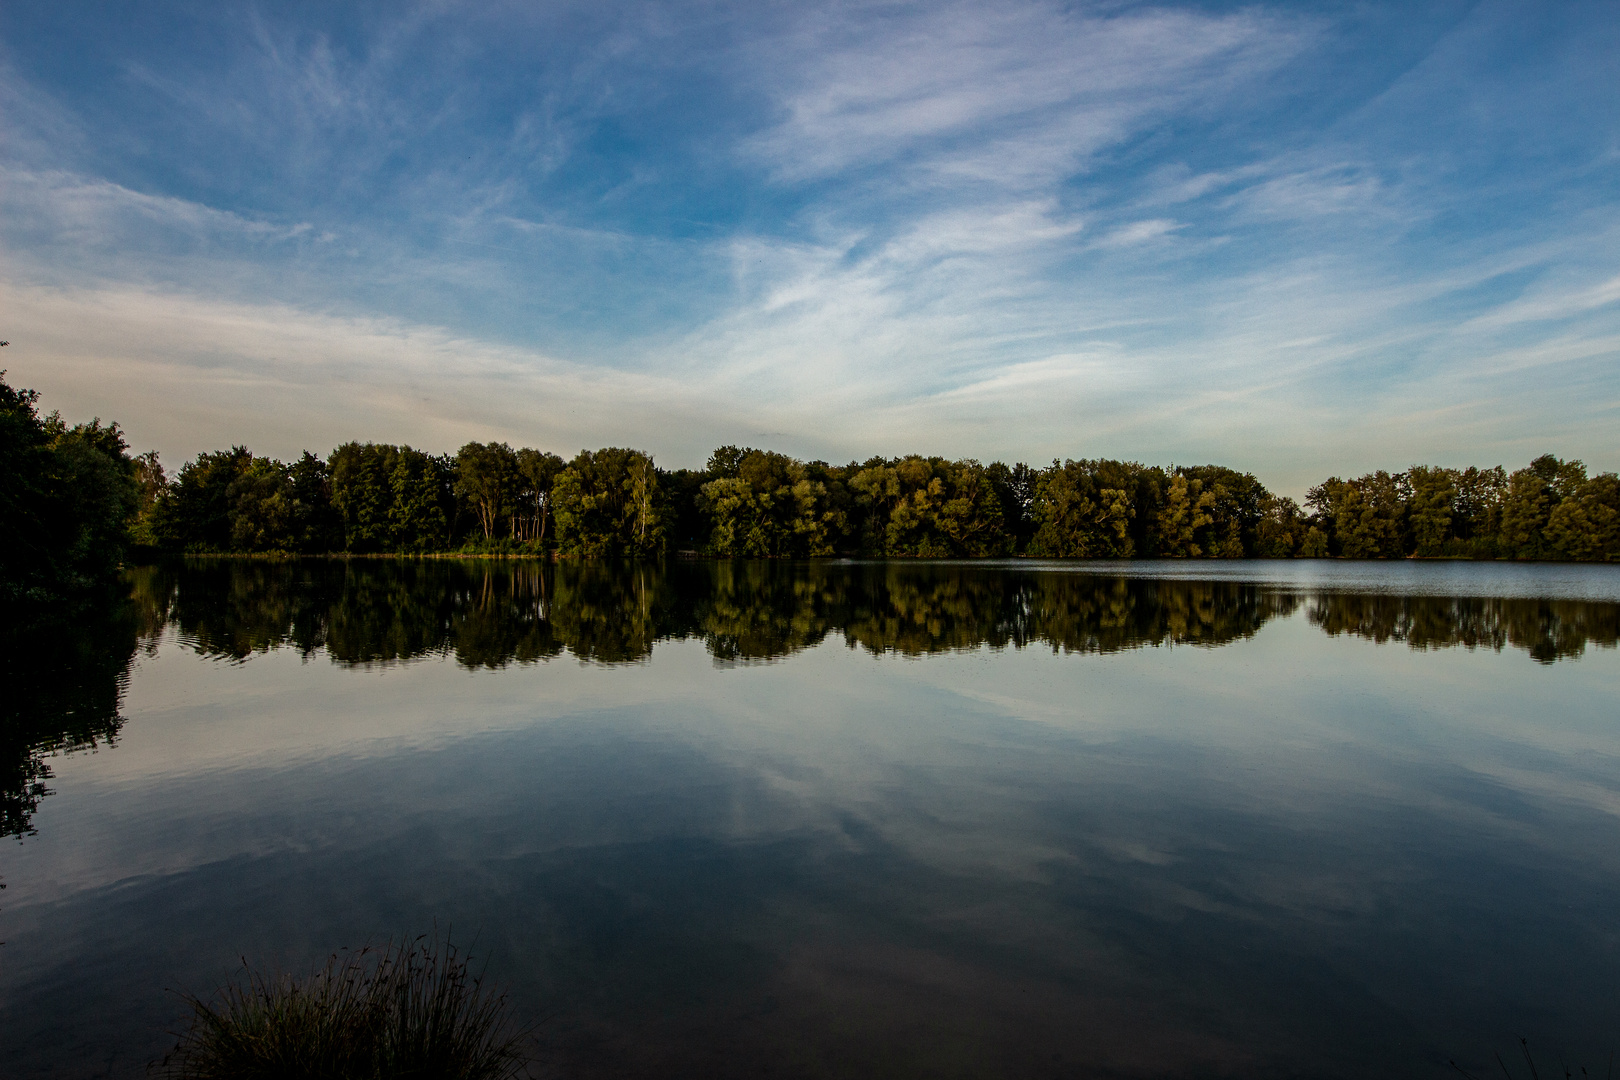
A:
[693,561,840,661]
[449,562,562,669]
[683,564,1291,660]
[326,561,461,665]
[17,562,1608,842]
[142,558,682,669]
[1,589,145,838]
[1030,575,1295,655]
[18,562,1286,838]
[687,564,1290,660]
[540,563,675,665]
[1309,594,1620,664]
[838,565,1029,655]
[132,559,1620,669]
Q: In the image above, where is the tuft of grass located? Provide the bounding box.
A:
[156,933,530,1080]
[1451,1037,1614,1080]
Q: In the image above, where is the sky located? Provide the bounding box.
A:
[1,0,1617,495]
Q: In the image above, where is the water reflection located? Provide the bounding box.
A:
[7,560,1615,839]
[4,560,1619,1077]
[130,558,1620,669]
[0,593,148,838]
[1308,593,1620,663]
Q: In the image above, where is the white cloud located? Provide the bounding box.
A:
[1093,219,1181,249]
[1,0,1617,496]
[1,167,310,244]
[1226,164,1392,223]
[1468,272,1620,329]
[746,3,1306,187]
[0,279,697,463]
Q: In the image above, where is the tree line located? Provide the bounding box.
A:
[129,440,1620,562]
[5,372,1619,602]
[133,441,1620,564]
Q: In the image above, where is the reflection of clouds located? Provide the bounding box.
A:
[8,563,1619,1076]
[9,616,1620,1076]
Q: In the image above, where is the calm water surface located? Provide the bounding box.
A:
[2,559,1619,1078]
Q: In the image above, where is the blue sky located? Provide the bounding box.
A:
[2,0,1616,493]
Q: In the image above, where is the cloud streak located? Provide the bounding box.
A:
[0,0,1616,492]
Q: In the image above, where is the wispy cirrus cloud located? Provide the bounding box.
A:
[1093,219,1182,248]
[745,3,1309,185]
[2,167,316,245]
[0,0,1616,491]
[1467,271,1620,330]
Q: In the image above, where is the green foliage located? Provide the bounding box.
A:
[1291,456,1620,562]
[1452,466,1508,553]
[1499,454,1586,560]
[661,466,710,550]
[330,442,399,552]
[986,461,1039,551]
[455,441,519,540]
[157,935,528,1080]
[324,442,456,553]
[701,449,844,557]
[1405,465,1456,556]
[1544,471,1620,561]
[128,450,168,547]
[706,444,749,477]
[0,377,54,581]
[881,456,1007,557]
[154,447,342,554]
[229,457,299,552]
[1029,459,1143,557]
[151,447,252,552]
[391,449,455,552]
[1308,471,1408,559]
[0,373,140,602]
[514,447,566,544]
[1255,496,1306,558]
[48,418,142,578]
[553,447,665,557]
[11,374,1612,565]
[838,455,1008,556]
[1174,465,1268,557]
[1298,526,1329,558]
[1153,473,1210,557]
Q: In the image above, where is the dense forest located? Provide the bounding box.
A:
[4,372,1619,602]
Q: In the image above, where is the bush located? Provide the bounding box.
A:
[158,935,529,1080]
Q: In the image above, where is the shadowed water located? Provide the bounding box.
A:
[1,558,1618,1078]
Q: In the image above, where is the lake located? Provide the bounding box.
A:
[2,558,1618,1078]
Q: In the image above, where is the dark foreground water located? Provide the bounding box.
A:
[2,559,1619,1078]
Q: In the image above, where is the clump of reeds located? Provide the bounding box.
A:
[1451,1037,1613,1080]
[157,933,529,1080]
